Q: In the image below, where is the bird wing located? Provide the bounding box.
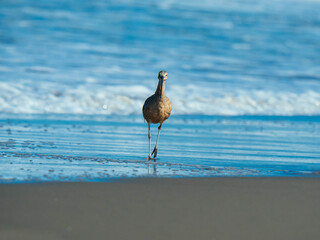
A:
[142,96,152,120]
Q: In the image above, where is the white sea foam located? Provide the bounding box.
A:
[1,0,320,116]
[0,82,319,115]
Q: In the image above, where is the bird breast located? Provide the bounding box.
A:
[143,95,172,124]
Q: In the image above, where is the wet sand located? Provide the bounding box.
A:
[0,177,319,240]
[1,115,320,181]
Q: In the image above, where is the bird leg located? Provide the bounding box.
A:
[152,124,162,159]
[147,123,153,161]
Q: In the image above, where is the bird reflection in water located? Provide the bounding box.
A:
[147,162,157,176]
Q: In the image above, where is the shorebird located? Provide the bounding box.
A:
[142,71,172,161]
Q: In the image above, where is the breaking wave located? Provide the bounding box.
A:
[1,82,319,115]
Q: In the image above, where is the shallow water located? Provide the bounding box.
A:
[1,0,320,115]
[0,114,319,182]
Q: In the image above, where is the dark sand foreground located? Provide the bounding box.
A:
[1,178,320,240]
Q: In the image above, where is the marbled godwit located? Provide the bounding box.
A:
[143,71,172,161]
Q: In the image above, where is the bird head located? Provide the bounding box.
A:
[158,71,168,81]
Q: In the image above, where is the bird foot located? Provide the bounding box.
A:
[147,155,156,161]
[151,147,158,158]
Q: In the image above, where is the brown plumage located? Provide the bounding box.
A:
[142,71,172,161]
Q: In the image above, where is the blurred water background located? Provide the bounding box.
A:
[1,0,320,115]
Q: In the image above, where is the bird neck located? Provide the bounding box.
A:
[155,79,165,98]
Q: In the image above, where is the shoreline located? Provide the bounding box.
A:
[1,114,320,181]
[1,177,319,240]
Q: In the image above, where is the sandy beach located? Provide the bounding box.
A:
[1,177,319,240]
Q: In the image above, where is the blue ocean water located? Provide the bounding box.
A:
[1,0,320,115]
[0,0,320,181]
